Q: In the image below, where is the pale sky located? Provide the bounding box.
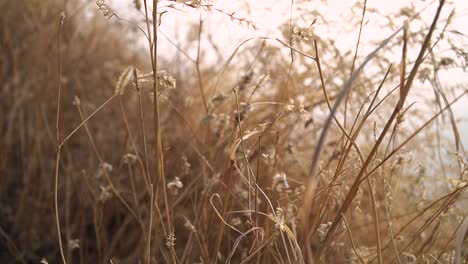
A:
[108,0,467,147]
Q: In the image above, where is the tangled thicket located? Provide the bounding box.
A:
[1,0,467,263]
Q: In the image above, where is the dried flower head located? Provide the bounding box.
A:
[233,184,249,201]
[283,98,295,112]
[317,222,332,242]
[167,177,183,195]
[274,208,287,231]
[176,0,202,8]
[272,172,291,193]
[231,217,242,226]
[101,162,113,171]
[292,26,313,41]
[440,250,455,263]
[166,233,176,248]
[72,96,80,106]
[181,155,191,175]
[238,71,253,91]
[159,73,176,90]
[298,102,310,121]
[286,204,298,224]
[233,103,252,125]
[59,11,66,25]
[115,66,134,95]
[98,185,113,203]
[401,252,417,264]
[184,217,196,232]
[96,162,113,179]
[122,153,137,165]
[212,93,229,104]
[68,239,80,250]
[96,0,115,19]
[294,185,306,195]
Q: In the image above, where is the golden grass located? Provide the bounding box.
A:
[0,0,467,263]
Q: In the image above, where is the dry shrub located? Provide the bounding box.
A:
[0,0,466,263]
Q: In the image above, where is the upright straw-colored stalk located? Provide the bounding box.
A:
[143,0,176,262]
[195,14,209,115]
[54,11,67,264]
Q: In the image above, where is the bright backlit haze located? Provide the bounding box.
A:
[110,0,468,146]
